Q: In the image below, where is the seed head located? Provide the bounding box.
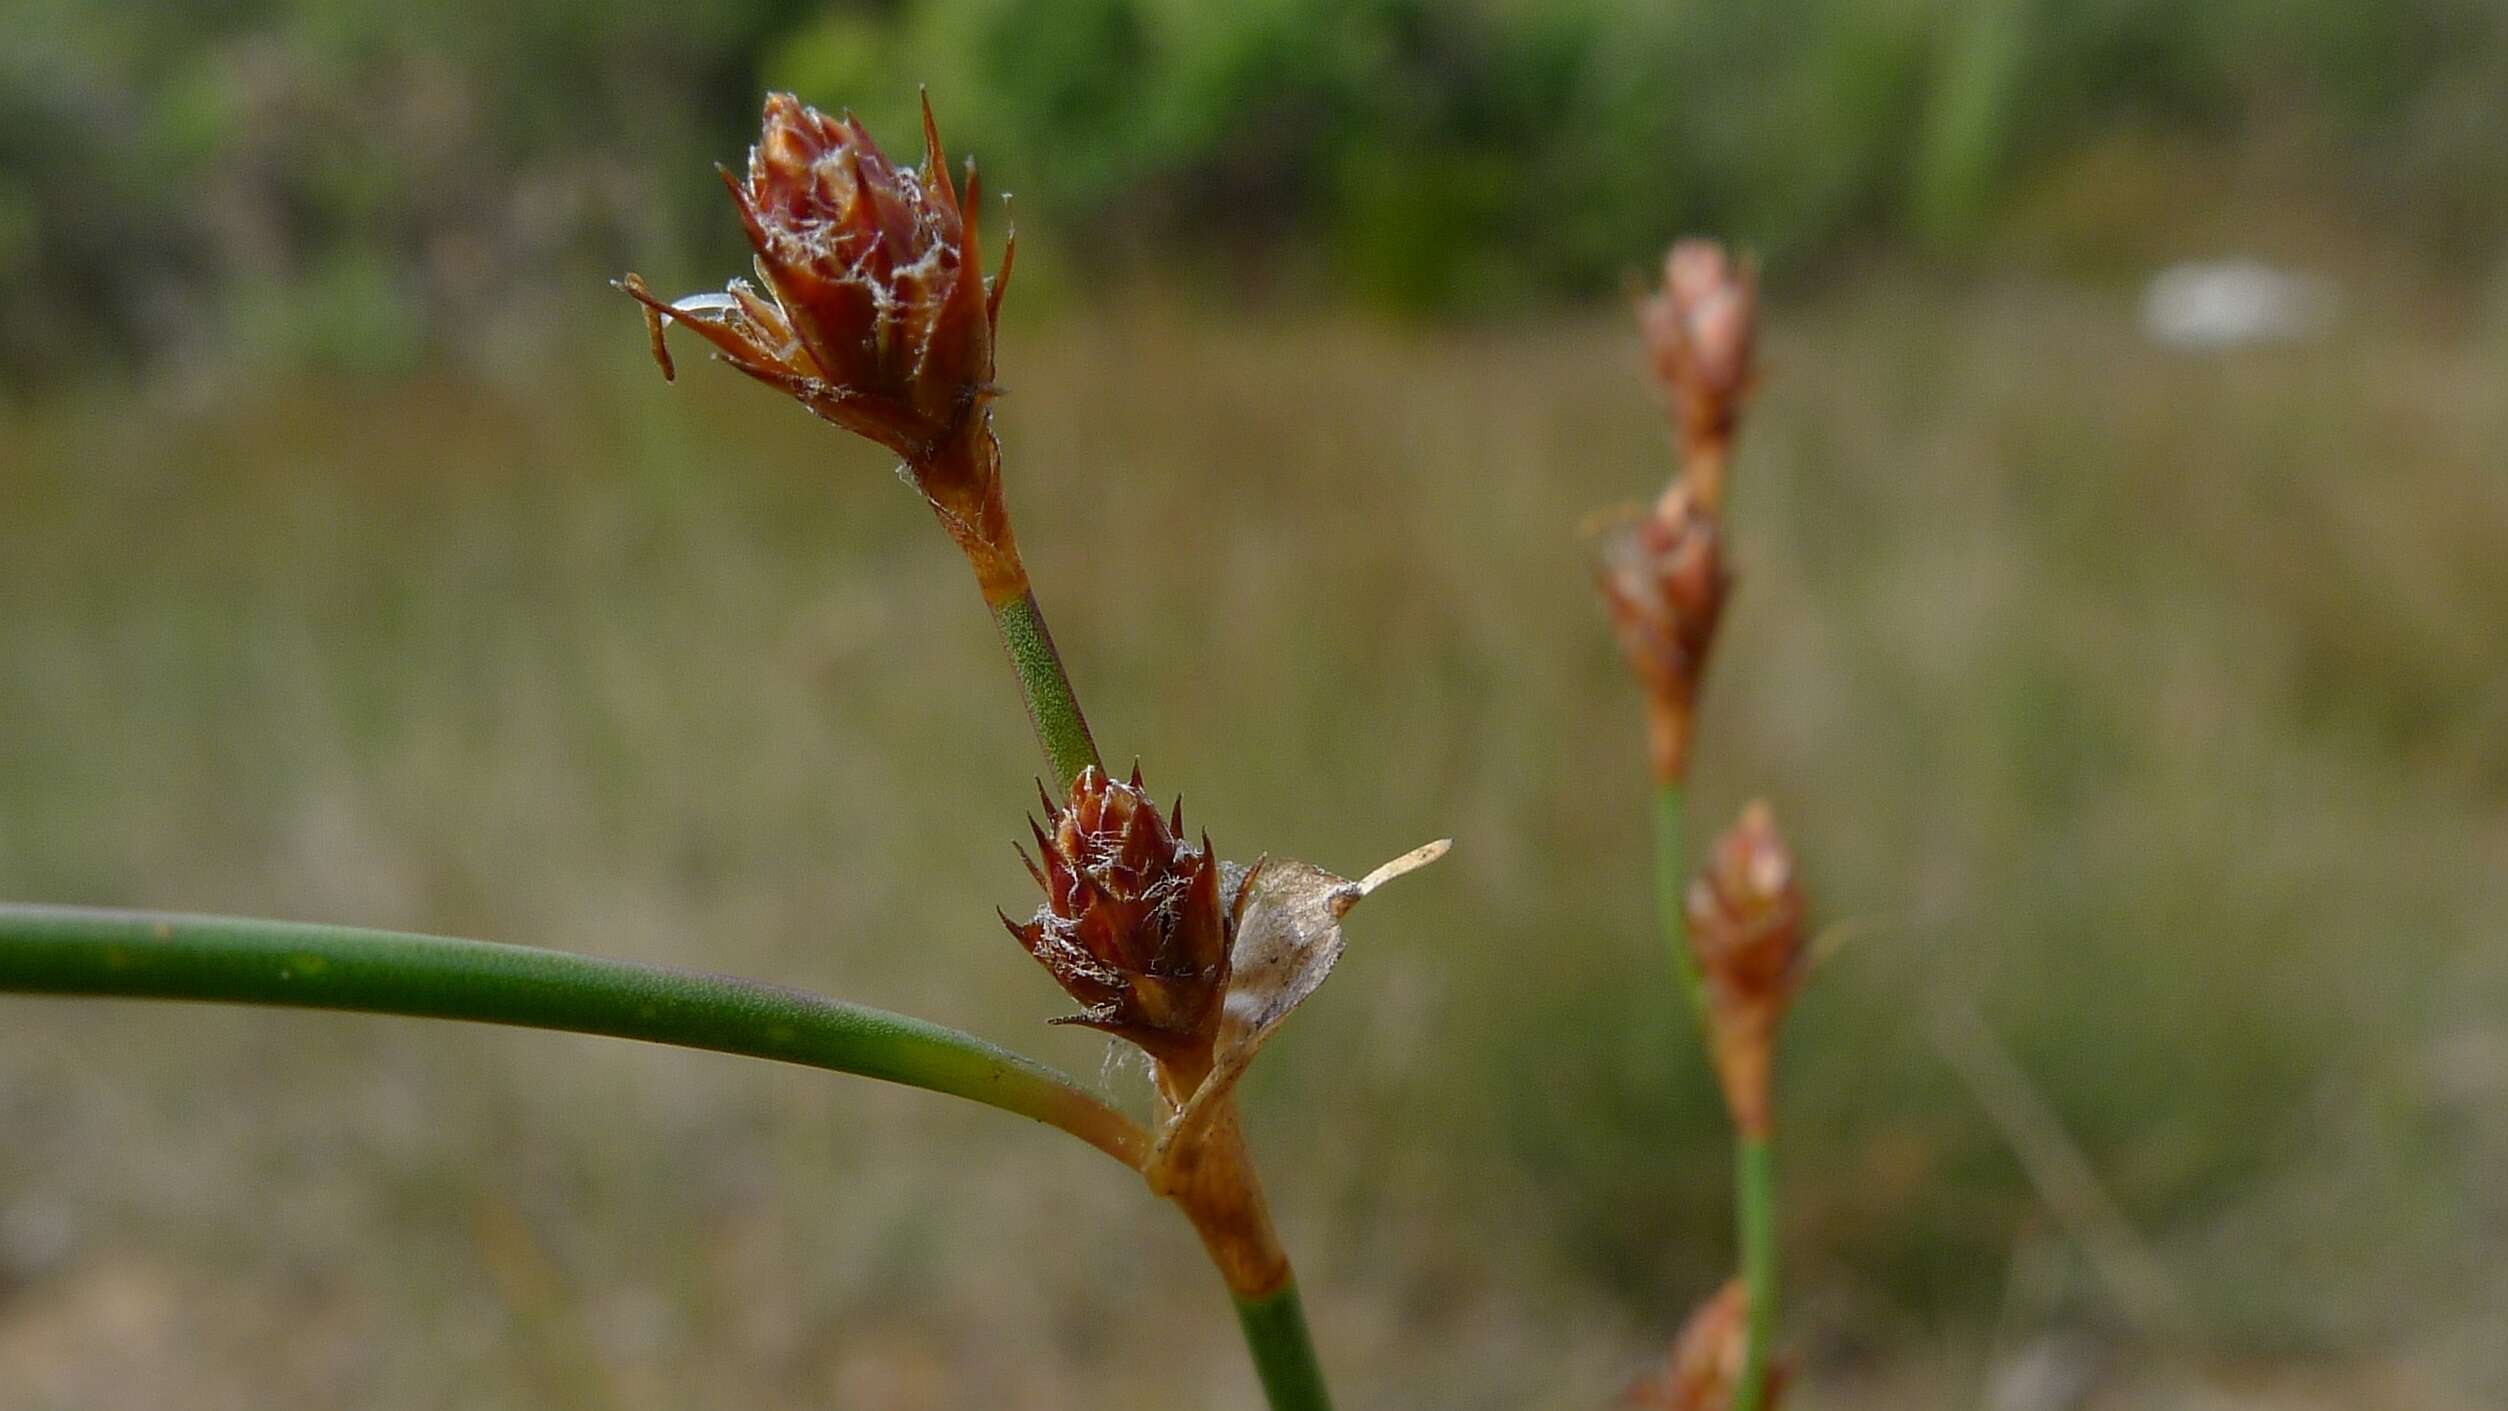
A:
[1595,484,1730,783]
[1686,801,1806,1137]
[1005,765,1236,1073]
[1636,239,1758,502]
[620,92,1024,598]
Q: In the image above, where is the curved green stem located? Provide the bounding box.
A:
[993,588,1102,792]
[1234,1281,1334,1411]
[1654,782,1707,1030]
[0,904,1149,1169]
[1732,1134,1778,1411]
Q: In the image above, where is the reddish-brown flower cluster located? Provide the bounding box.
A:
[1685,801,1807,1137]
[1607,235,1799,1411]
[621,93,1024,599]
[1626,1280,1787,1411]
[1600,238,1760,785]
[1636,240,1759,502]
[1004,765,1236,1077]
[1595,483,1730,782]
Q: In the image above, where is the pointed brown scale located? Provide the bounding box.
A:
[717,165,768,251]
[616,276,804,387]
[919,89,957,213]
[1175,850,1230,979]
[1072,866,1119,920]
[619,274,677,380]
[729,280,796,345]
[988,206,1017,330]
[1002,910,1070,986]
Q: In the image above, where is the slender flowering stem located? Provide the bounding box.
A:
[1665,781,1787,1411]
[0,905,1149,1169]
[992,587,1102,791]
[1234,1281,1335,1411]
[1732,1134,1778,1411]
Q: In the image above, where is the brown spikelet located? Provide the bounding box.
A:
[1005,765,1233,1074]
[617,92,1025,600]
[1595,483,1731,783]
[1685,802,1807,1137]
[1625,1280,1788,1410]
[1636,239,1759,507]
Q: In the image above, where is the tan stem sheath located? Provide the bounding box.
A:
[911,423,1029,606]
[1146,1054,1292,1298]
[1672,437,1730,516]
[1647,693,1696,787]
[1156,1096,1292,1296]
[1711,1013,1776,1141]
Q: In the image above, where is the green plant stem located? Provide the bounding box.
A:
[992,588,1102,792]
[1732,1134,1778,1411]
[1233,1280,1334,1411]
[0,904,1149,1169]
[1654,782,1707,1029]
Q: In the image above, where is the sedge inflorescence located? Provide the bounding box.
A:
[620,92,1025,599]
[1601,236,1808,1411]
[1685,801,1807,1139]
[1006,764,1238,1082]
[1595,240,1761,786]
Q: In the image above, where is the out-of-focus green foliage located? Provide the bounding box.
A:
[5,0,2505,376]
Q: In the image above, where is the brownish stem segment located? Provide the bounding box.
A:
[1672,437,1730,517]
[1144,1059,1327,1405]
[1146,1054,1290,1297]
[912,416,1104,791]
[1158,1097,1292,1296]
[1709,1012,1777,1142]
[913,422,1030,608]
[1646,694,1696,788]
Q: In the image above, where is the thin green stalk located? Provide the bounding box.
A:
[1233,1281,1334,1411]
[1732,1134,1777,1411]
[0,905,1148,1168]
[993,587,1102,791]
[1654,781,1707,1029]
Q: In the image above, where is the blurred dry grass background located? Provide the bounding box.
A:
[2,269,2505,1409]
